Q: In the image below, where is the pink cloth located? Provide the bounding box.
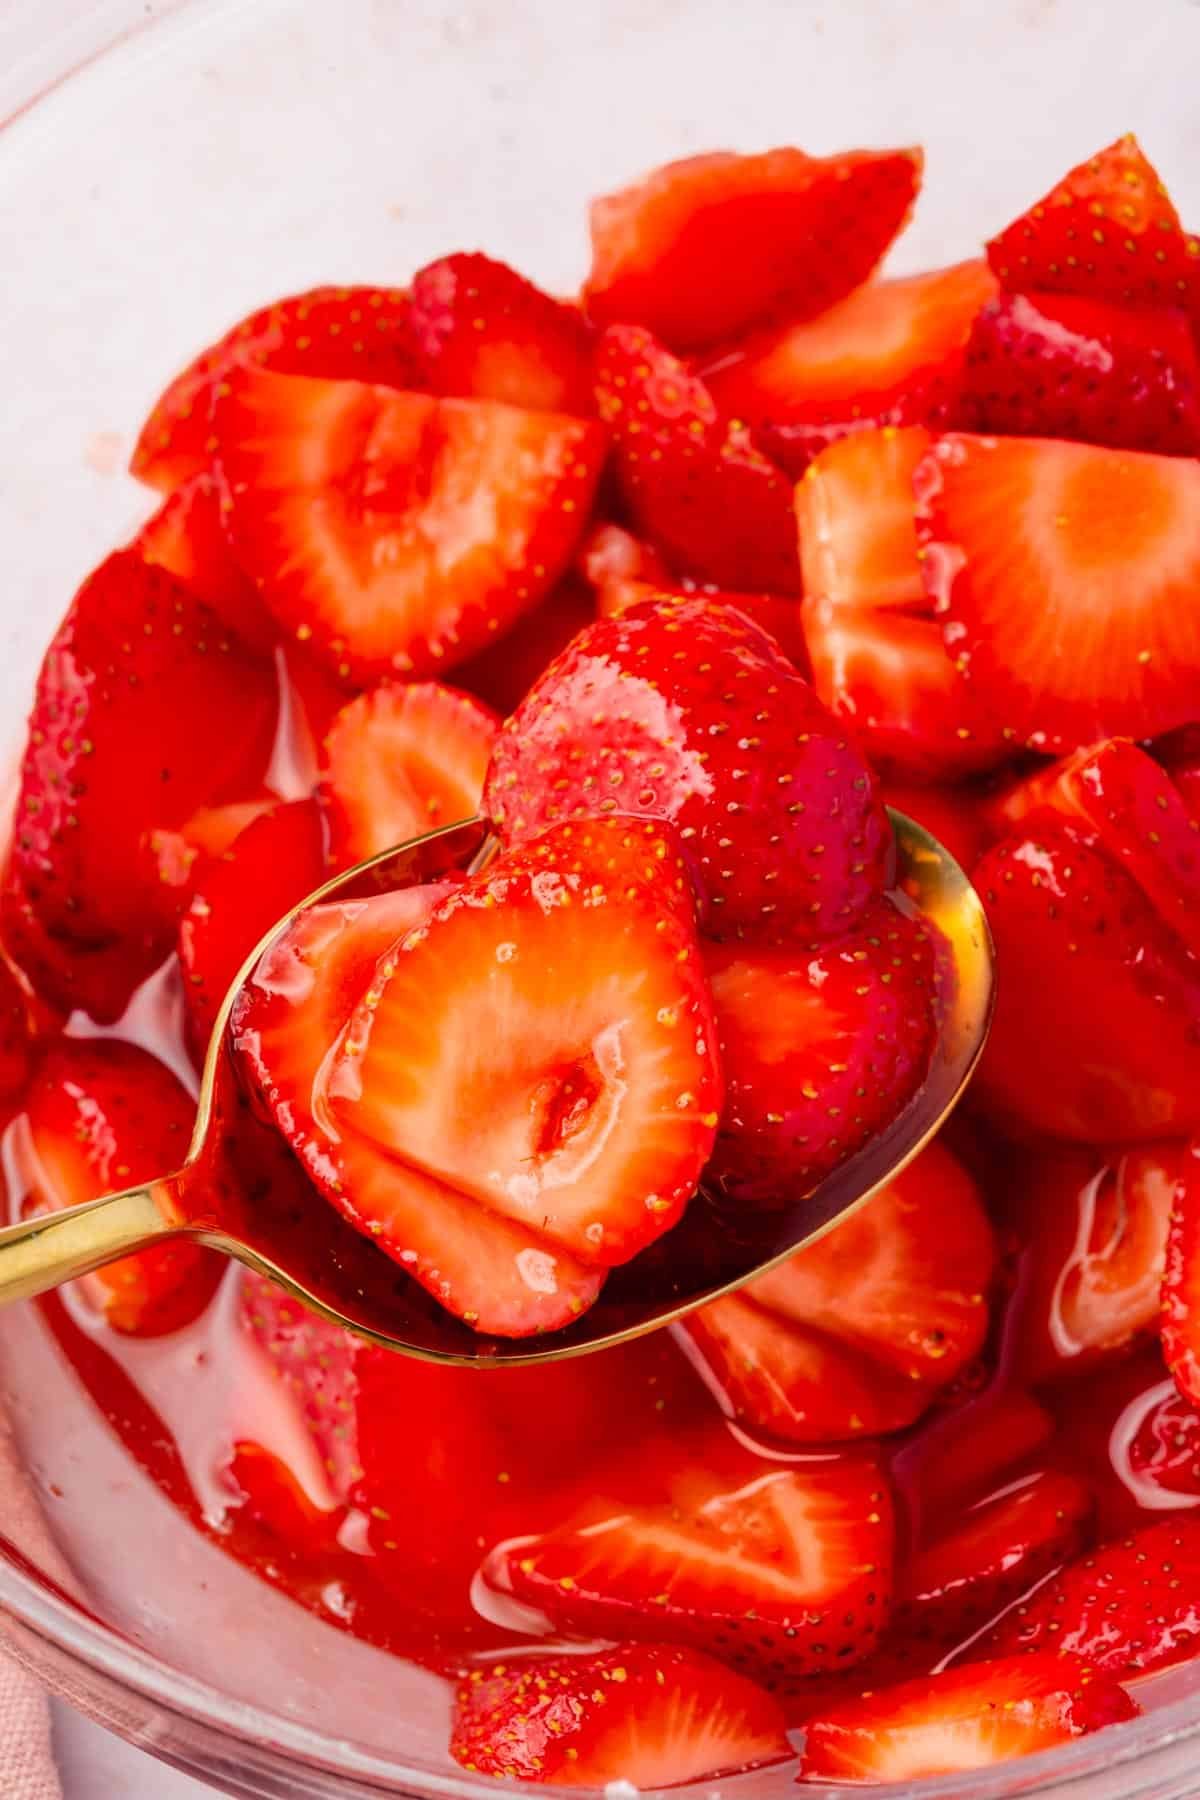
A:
[0,1410,68,1800]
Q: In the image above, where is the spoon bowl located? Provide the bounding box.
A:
[0,810,993,1365]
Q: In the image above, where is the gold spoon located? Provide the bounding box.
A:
[0,810,993,1366]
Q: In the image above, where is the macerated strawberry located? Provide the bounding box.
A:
[1127,1382,1200,1503]
[594,325,801,593]
[1161,1142,1200,1410]
[451,578,597,717]
[134,472,277,651]
[131,285,421,492]
[216,369,606,683]
[0,957,32,1099]
[706,261,997,475]
[917,433,1200,752]
[485,595,890,942]
[894,1386,1056,1530]
[578,520,675,598]
[24,1039,218,1334]
[796,427,1009,778]
[585,146,921,349]
[589,565,811,676]
[878,779,985,876]
[410,252,593,414]
[483,1457,894,1681]
[798,1654,1138,1783]
[318,682,499,869]
[452,1645,790,1786]
[961,292,1200,455]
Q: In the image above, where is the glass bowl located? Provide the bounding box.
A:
[2,2,1200,1795]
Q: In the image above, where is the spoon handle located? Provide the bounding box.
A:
[0,1178,184,1307]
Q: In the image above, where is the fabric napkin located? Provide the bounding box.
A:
[0,1407,68,1800]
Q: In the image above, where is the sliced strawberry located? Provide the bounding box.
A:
[593,325,800,593]
[593,574,809,674]
[893,1386,1056,1530]
[705,261,997,474]
[986,135,1197,311]
[178,798,327,1051]
[1127,1381,1200,1504]
[961,292,1200,455]
[131,285,420,493]
[410,252,593,414]
[585,146,921,350]
[452,1644,790,1786]
[148,795,277,905]
[917,433,1200,752]
[701,901,940,1205]
[133,470,277,651]
[978,1517,1200,1676]
[578,520,674,597]
[796,427,1009,778]
[798,1653,1137,1783]
[451,578,597,717]
[878,779,985,876]
[1161,1141,1200,1410]
[24,1038,218,1334]
[485,594,890,942]
[216,368,606,683]
[317,682,499,869]
[0,956,32,1099]
[972,824,1200,1141]
[483,1457,894,1681]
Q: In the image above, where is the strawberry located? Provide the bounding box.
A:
[701,901,941,1206]
[451,578,597,717]
[178,798,327,1051]
[134,471,278,652]
[578,520,674,599]
[0,957,32,1099]
[482,1457,894,1681]
[1127,1381,1200,1504]
[593,325,801,593]
[916,433,1200,752]
[972,823,1200,1142]
[317,682,499,870]
[986,135,1198,313]
[484,595,890,942]
[977,1517,1200,1677]
[705,261,998,476]
[878,779,984,876]
[798,1654,1138,1783]
[451,1645,791,1786]
[961,292,1200,456]
[131,285,420,493]
[216,368,607,683]
[24,1038,218,1334]
[585,146,921,350]
[893,1386,1056,1530]
[796,427,1009,779]
[410,252,593,414]
[1161,1141,1200,1410]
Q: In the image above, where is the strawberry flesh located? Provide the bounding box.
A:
[134,471,277,651]
[1161,1141,1200,1410]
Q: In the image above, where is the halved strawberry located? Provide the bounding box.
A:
[972,824,1200,1141]
[796,427,1009,778]
[585,146,921,350]
[131,285,421,493]
[452,1645,790,1787]
[986,135,1198,312]
[134,472,277,652]
[798,1654,1138,1783]
[701,900,941,1206]
[978,1517,1200,1676]
[705,261,997,475]
[961,292,1200,455]
[1161,1142,1200,1410]
[216,368,606,683]
[24,1038,218,1334]
[485,594,890,942]
[410,252,593,414]
[917,433,1200,751]
[482,1457,894,1681]
[451,578,597,717]
[878,779,985,876]
[593,325,801,593]
[318,682,499,869]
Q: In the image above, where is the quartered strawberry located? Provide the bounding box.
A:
[701,900,940,1206]
[485,594,890,942]
[131,285,421,493]
[585,146,921,350]
[593,325,801,593]
[917,433,1200,752]
[134,471,278,652]
[986,135,1198,313]
[973,824,1200,1142]
[216,368,606,683]
[452,1645,790,1787]
[683,1140,993,1443]
[24,1038,218,1334]
[451,578,597,717]
[978,1517,1200,1677]
[482,1457,894,1682]
[878,779,985,877]
[318,682,499,870]
[410,252,593,414]
[961,291,1200,455]
[179,797,327,1051]
[796,427,1009,779]
[1161,1141,1200,1410]
[798,1654,1138,1783]
[705,261,997,475]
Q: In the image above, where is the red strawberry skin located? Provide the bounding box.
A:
[451,578,597,718]
[134,471,278,653]
[1161,1141,1200,1410]
[484,595,890,944]
[410,252,593,415]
